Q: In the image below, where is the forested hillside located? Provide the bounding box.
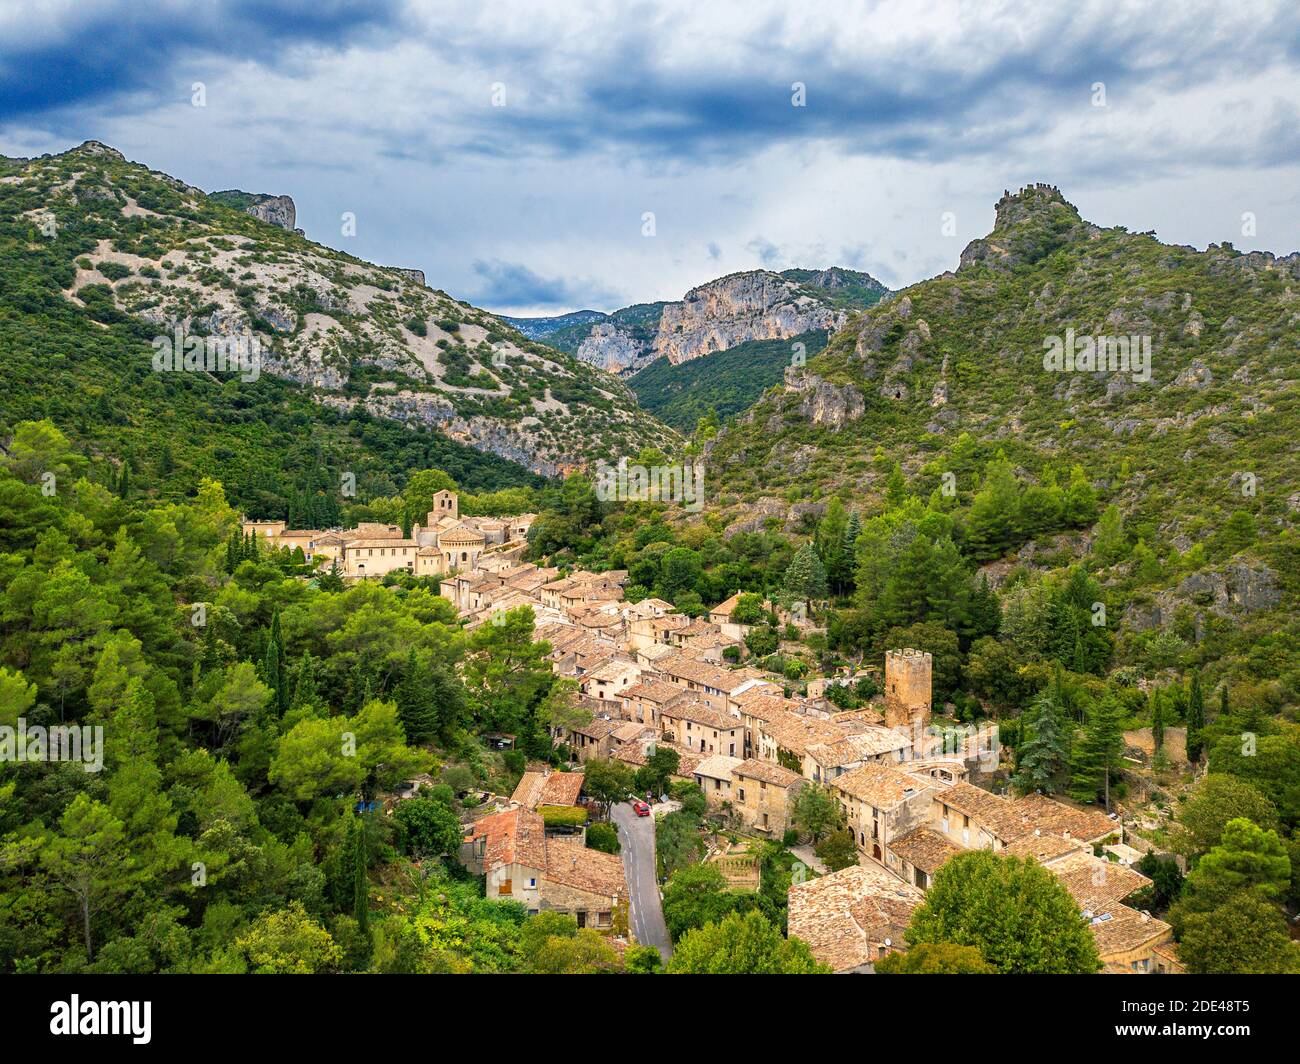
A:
[628,330,829,432]
[0,142,675,480]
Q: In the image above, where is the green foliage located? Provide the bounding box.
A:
[629,330,829,432]
[666,910,828,974]
[906,851,1101,973]
[584,822,620,854]
[875,942,993,973]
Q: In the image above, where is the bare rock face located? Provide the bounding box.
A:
[1123,561,1281,631]
[74,140,126,161]
[394,268,426,288]
[654,271,847,365]
[783,367,865,427]
[577,322,650,374]
[245,195,296,231]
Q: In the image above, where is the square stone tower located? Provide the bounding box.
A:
[429,489,459,522]
[883,648,932,733]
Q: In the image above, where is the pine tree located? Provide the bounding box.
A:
[1068,694,1125,809]
[885,462,908,508]
[318,558,345,592]
[394,650,439,744]
[783,543,828,610]
[1013,668,1072,794]
[1186,670,1205,763]
[224,532,240,574]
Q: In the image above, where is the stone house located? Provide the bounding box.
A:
[731,758,805,836]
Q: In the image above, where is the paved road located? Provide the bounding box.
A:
[612,802,672,961]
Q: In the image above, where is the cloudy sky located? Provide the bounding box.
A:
[3,0,1299,315]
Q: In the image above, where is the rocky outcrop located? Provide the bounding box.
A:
[567,266,887,376]
[577,322,650,374]
[246,195,296,231]
[1123,561,1281,631]
[655,271,847,365]
[782,367,865,428]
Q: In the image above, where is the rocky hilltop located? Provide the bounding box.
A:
[209,189,298,232]
[4,142,675,476]
[704,183,1298,645]
[509,266,888,376]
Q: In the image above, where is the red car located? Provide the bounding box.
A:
[632,800,651,817]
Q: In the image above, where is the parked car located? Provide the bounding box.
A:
[632,800,651,817]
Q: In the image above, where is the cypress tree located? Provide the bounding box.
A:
[263,636,283,717]
[1151,688,1165,752]
[291,651,320,711]
[351,816,370,938]
[1186,670,1205,763]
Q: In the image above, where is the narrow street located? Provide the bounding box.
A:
[611,802,673,961]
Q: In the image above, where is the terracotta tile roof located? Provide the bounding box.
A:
[935,783,1031,842]
[733,759,802,788]
[1087,903,1171,960]
[613,741,705,779]
[888,826,963,875]
[623,678,684,704]
[832,763,929,808]
[571,717,620,740]
[544,839,628,899]
[659,654,736,691]
[732,691,791,724]
[693,755,744,782]
[659,699,743,732]
[845,726,913,758]
[467,808,546,871]
[1048,850,1151,907]
[761,710,845,756]
[1011,793,1118,843]
[509,771,546,808]
[710,592,746,617]
[439,525,487,543]
[788,865,925,972]
[1003,832,1083,863]
[610,721,653,744]
[539,771,585,807]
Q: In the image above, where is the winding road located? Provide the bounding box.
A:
[612,802,673,961]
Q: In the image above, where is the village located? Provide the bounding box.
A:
[243,491,1184,975]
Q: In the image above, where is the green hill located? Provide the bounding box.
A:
[628,329,829,431]
[0,142,676,485]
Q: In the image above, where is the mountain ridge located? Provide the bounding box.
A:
[504,265,888,375]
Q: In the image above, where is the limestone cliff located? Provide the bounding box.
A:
[654,271,848,365]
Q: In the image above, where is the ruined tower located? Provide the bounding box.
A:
[883,648,932,734]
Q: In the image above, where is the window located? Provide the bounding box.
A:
[501,877,513,896]
[738,787,745,801]
[527,878,536,888]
